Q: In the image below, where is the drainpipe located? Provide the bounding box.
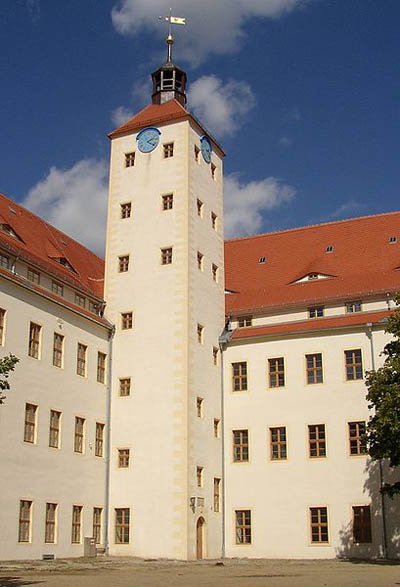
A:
[104,324,115,554]
[219,320,233,559]
[366,323,388,559]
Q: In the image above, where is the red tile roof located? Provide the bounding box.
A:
[108,99,225,156]
[0,193,105,300]
[225,212,400,315]
[231,309,392,341]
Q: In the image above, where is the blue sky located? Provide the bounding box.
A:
[1,0,399,254]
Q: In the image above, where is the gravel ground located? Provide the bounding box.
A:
[0,557,399,587]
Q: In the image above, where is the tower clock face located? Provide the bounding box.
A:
[137,127,161,153]
[200,136,212,164]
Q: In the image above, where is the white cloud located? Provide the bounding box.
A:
[326,199,365,220]
[188,75,255,138]
[224,174,295,238]
[111,0,310,66]
[23,159,108,257]
[111,105,134,127]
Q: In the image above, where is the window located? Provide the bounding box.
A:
[196,466,203,488]
[77,343,87,377]
[52,281,64,296]
[24,403,37,443]
[306,353,323,384]
[389,235,397,244]
[197,324,204,344]
[214,478,220,512]
[232,361,247,391]
[211,163,216,179]
[0,254,9,269]
[74,417,85,453]
[121,312,133,330]
[268,357,285,388]
[0,308,5,345]
[214,418,220,438]
[238,315,252,328]
[349,421,367,455]
[212,264,218,282]
[75,293,86,308]
[211,212,217,231]
[71,505,82,544]
[213,346,219,366]
[125,152,135,168]
[53,333,64,368]
[196,397,203,418]
[235,510,251,544]
[28,322,41,359]
[163,143,174,158]
[197,199,203,217]
[18,500,32,542]
[27,267,40,284]
[119,377,131,396]
[258,256,266,264]
[310,507,329,543]
[97,352,106,384]
[49,410,61,448]
[162,194,173,210]
[45,503,57,543]
[346,300,362,313]
[194,145,200,162]
[270,427,287,460]
[353,505,372,543]
[118,255,129,273]
[95,423,105,457]
[233,429,249,462]
[308,273,318,280]
[93,507,102,545]
[115,508,130,544]
[308,424,326,458]
[161,247,173,265]
[326,245,334,253]
[345,349,363,380]
[121,202,132,218]
[118,448,130,468]
[197,252,203,270]
[308,306,324,319]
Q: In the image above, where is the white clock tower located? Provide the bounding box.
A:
[104,32,225,559]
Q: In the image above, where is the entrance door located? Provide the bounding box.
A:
[196,517,205,559]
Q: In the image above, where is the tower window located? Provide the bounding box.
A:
[194,145,200,162]
[196,466,203,488]
[161,247,173,265]
[211,163,216,179]
[213,346,219,366]
[162,194,173,210]
[118,255,130,273]
[197,199,204,217]
[125,152,135,168]
[197,324,204,344]
[197,252,203,271]
[163,143,174,158]
[211,212,217,231]
[196,397,203,418]
[121,312,133,330]
[212,264,218,282]
[121,202,132,219]
[119,377,131,396]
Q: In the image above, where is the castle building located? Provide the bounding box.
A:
[0,41,399,561]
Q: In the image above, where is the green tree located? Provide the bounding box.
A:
[365,295,400,497]
[0,353,19,405]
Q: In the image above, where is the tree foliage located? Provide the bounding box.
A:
[365,295,400,497]
[0,353,19,405]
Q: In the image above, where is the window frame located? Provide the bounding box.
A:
[118,448,130,469]
[125,152,135,168]
[93,507,103,545]
[121,312,133,330]
[305,353,323,384]
[120,202,132,219]
[233,429,249,462]
[45,502,57,544]
[163,142,174,158]
[74,416,85,454]
[268,357,285,388]
[269,426,287,461]
[118,255,130,273]
[344,349,363,381]
[308,424,327,458]
[348,421,367,456]
[235,509,251,545]
[95,422,105,457]
[76,343,87,377]
[346,300,362,313]
[53,332,64,368]
[309,506,329,544]
[115,508,130,544]
[28,322,41,359]
[24,403,37,444]
[308,306,324,319]
[161,247,173,265]
[18,500,32,543]
[71,505,82,544]
[97,351,107,384]
[232,361,248,392]
[352,505,372,543]
[162,193,174,211]
[119,377,131,397]
[27,267,40,284]
[49,409,61,449]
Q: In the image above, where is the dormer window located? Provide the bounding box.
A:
[0,223,22,241]
[389,236,397,244]
[346,301,362,313]
[308,273,318,280]
[308,306,324,319]
[258,257,266,264]
[326,245,334,253]
[56,257,77,273]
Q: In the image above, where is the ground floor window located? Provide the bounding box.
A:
[353,505,372,543]
[115,508,130,544]
[310,507,329,543]
[235,509,251,544]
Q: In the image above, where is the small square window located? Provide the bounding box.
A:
[162,194,173,210]
[121,203,132,219]
[308,306,324,319]
[197,324,204,344]
[121,312,133,330]
[118,255,129,273]
[197,199,204,217]
[211,212,217,231]
[125,152,135,168]
[161,247,173,265]
[197,252,203,271]
[163,143,174,158]
[119,377,131,396]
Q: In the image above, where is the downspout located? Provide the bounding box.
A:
[366,322,388,559]
[219,320,233,559]
[104,324,115,554]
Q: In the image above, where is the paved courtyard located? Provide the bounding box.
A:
[0,558,399,587]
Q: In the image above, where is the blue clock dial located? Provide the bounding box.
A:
[200,136,212,164]
[137,127,161,153]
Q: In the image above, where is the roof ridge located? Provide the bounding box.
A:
[225,210,400,244]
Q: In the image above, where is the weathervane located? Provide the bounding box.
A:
[159,8,186,63]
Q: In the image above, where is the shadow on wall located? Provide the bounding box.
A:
[336,459,400,561]
[0,579,45,587]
